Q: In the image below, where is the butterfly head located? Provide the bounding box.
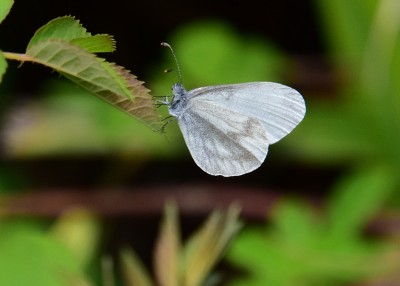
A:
[172,82,187,97]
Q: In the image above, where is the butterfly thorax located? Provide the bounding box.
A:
[169,83,188,117]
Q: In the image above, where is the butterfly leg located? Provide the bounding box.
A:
[155,96,171,108]
[157,115,176,133]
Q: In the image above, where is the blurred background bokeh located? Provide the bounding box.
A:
[1,0,400,285]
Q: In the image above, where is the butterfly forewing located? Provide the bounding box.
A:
[188,82,306,144]
[178,101,269,176]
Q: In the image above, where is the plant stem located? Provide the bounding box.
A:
[2,52,33,62]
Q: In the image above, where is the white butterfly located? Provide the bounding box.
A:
[161,43,306,177]
[168,81,306,177]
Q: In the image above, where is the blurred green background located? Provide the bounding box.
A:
[1,0,400,285]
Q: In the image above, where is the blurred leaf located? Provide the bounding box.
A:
[0,220,84,286]
[3,80,175,157]
[119,203,241,286]
[0,51,6,84]
[0,0,13,25]
[271,200,320,247]
[317,0,400,107]
[101,256,116,286]
[301,0,400,168]
[120,248,154,286]
[291,99,379,164]
[390,26,400,111]
[360,0,400,96]
[228,226,298,286]
[154,202,181,286]
[64,274,95,286]
[315,0,379,71]
[27,16,92,49]
[51,208,101,269]
[155,20,284,92]
[228,199,390,286]
[293,89,400,169]
[327,165,397,239]
[182,204,242,286]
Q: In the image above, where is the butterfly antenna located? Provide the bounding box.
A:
[161,42,182,83]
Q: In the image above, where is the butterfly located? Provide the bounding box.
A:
[162,43,306,177]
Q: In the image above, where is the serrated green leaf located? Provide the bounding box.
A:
[120,248,154,286]
[0,51,7,84]
[71,34,115,53]
[93,62,161,130]
[0,0,13,25]
[27,16,115,54]
[27,16,90,50]
[154,202,181,286]
[26,39,161,130]
[182,205,241,286]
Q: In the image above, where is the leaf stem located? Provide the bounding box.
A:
[2,52,33,62]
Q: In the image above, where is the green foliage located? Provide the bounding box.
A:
[27,16,115,53]
[315,0,379,70]
[0,51,6,84]
[171,21,284,85]
[121,203,241,286]
[2,16,161,130]
[151,20,284,96]
[327,165,397,239]
[3,80,177,158]
[0,218,92,286]
[154,203,180,286]
[1,2,400,286]
[180,204,241,286]
[293,0,400,169]
[51,209,102,270]
[228,170,395,285]
[226,2,400,284]
[121,248,154,286]
[0,0,13,25]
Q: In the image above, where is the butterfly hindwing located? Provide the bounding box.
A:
[177,100,269,176]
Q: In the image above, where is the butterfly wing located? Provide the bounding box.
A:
[177,100,269,176]
[187,82,306,144]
